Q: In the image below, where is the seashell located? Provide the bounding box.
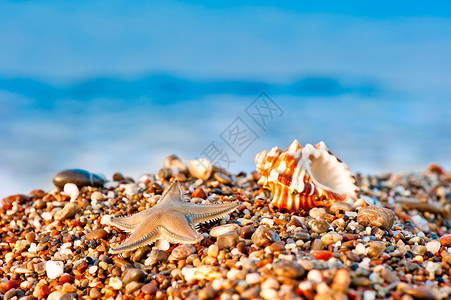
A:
[255,139,358,212]
[356,206,395,230]
[187,158,213,180]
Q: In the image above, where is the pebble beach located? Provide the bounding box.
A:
[1,158,451,300]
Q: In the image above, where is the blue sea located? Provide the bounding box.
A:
[0,1,450,198]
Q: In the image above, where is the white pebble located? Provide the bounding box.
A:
[260,218,274,227]
[260,288,278,300]
[109,277,123,290]
[307,269,323,282]
[88,265,98,274]
[28,243,37,253]
[345,211,358,218]
[155,239,170,251]
[42,212,53,221]
[63,183,79,200]
[100,215,112,225]
[46,261,64,279]
[74,240,82,247]
[261,277,279,290]
[426,241,441,254]
[363,290,376,300]
[355,243,367,255]
[245,273,260,285]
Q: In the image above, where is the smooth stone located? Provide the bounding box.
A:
[171,245,196,260]
[240,225,255,239]
[60,293,77,300]
[213,172,232,185]
[311,250,334,260]
[357,206,395,230]
[321,232,342,245]
[273,261,305,278]
[46,261,64,279]
[150,249,168,261]
[217,231,239,249]
[192,188,207,199]
[89,288,101,298]
[332,269,351,292]
[131,246,151,261]
[125,282,143,294]
[210,224,239,237]
[47,291,63,300]
[310,238,326,251]
[404,287,435,300]
[142,282,158,294]
[309,219,330,233]
[155,239,170,251]
[208,244,219,258]
[54,202,81,221]
[251,226,280,247]
[85,229,108,241]
[426,240,441,253]
[122,268,146,284]
[53,169,105,189]
[440,234,451,247]
[63,183,79,199]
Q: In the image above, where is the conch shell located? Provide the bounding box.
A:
[255,139,358,211]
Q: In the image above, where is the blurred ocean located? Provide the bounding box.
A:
[0,1,450,198]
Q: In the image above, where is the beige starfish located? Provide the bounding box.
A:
[108,180,238,253]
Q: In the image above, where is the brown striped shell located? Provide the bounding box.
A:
[255,139,358,212]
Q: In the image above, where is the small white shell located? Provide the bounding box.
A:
[255,139,358,212]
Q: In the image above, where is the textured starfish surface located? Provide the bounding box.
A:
[108,181,238,253]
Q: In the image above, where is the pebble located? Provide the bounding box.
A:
[155,239,170,251]
[439,234,451,247]
[210,224,239,237]
[122,268,146,284]
[89,288,101,298]
[63,183,79,199]
[425,240,441,253]
[309,219,330,233]
[273,261,305,278]
[240,225,255,238]
[188,158,213,180]
[192,188,207,199]
[126,281,143,294]
[310,239,326,251]
[309,207,327,219]
[53,169,105,189]
[367,241,386,258]
[163,154,188,173]
[357,206,395,230]
[321,232,342,245]
[246,273,261,285]
[251,226,280,247]
[142,282,158,294]
[214,172,232,185]
[207,244,219,257]
[46,261,64,279]
[85,228,109,240]
[150,249,169,261]
[109,277,123,290]
[47,291,63,300]
[54,202,81,221]
[217,231,239,249]
[311,250,334,260]
[171,245,196,260]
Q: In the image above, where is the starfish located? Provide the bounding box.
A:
[108,180,238,253]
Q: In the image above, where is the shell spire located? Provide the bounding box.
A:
[255,139,358,212]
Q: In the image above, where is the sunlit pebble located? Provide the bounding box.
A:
[355,243,367,255]
[46,261,64,279]
[63,183,79,200]
[345,211,358,218]
[245,273,260,285]
[104,181,119,189]
[260,218,274,227]
[100,215,112,226]
[74,240,82,247]
[42,212,53,221]
[307,269,323,282]
[231,248,241,256]
[123,183,138,196]
[88,265,98,274]
[28,243,37,253]
[155,239,170,251]
[363,290,376,300]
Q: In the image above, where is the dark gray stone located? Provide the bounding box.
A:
[53,169,105,189]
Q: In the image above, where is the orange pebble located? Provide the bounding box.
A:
[311,250,334,260]
[440,234,451,247]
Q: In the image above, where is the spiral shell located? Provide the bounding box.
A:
[255,139,358,212]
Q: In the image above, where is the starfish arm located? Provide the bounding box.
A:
[157,180,184,206]
[159,211,203,244]
[184,201,239,224]
[108,209,155,232]
[109,219,162,253]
